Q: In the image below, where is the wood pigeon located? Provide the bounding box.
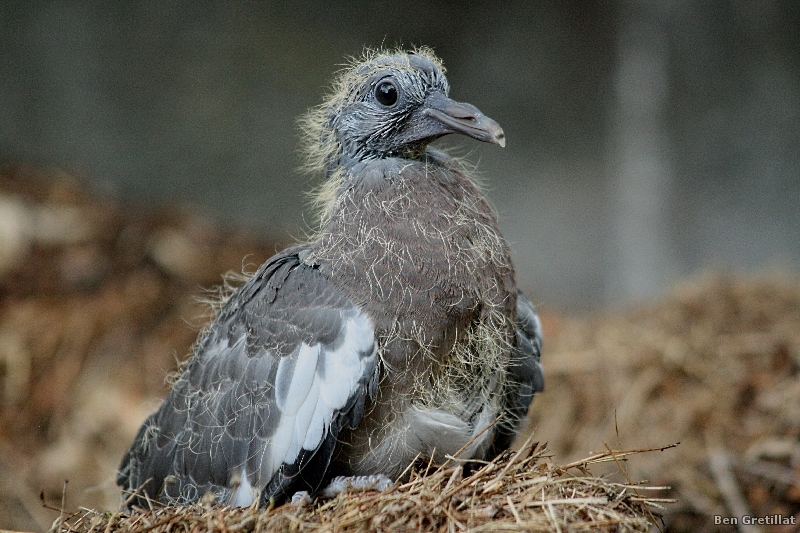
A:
[118,48,544,508]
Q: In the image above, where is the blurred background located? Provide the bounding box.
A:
[2,0,797,312]
[1,2,799,532]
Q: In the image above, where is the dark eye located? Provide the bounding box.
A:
[375,81,398,107]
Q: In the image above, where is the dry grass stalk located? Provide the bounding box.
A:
[49,443,673,533]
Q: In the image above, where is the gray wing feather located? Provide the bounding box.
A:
[512,289,545,405]
[118,246,378,507]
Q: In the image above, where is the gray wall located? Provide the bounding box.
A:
[2,1,798,311]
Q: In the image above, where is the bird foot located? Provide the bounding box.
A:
[290,490,313,506]
[320,474,394,499]
[289,474,393,505]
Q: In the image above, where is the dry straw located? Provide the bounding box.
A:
[50,441,675,533]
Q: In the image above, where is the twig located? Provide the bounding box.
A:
[708,446,761,533]
[603,443,664,533]
[558,443,679,470]
[735,457,800,486]
[546,501,563,533]
[439,413,504,471]
[482,431,538,494]
[524,497,608,507]
[506,495,522,524]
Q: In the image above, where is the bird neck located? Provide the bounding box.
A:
[309,147,440,238]
[336,139,433,176]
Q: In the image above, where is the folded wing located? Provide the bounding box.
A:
[118,246,378,507]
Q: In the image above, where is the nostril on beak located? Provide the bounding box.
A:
[456,111,478,121]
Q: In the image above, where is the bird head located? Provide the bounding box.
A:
[301,49,506,176]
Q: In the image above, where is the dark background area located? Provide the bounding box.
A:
[1,1,799,309]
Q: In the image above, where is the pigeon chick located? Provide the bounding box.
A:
[118,48,543,508]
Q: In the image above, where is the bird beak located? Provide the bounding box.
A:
[422,93,506,147]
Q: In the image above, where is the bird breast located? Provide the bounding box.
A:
[307,153,517,389]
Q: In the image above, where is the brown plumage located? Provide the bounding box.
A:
[118,48,542,508]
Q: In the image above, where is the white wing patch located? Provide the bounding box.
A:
[275,343,321,414]
[246,309,377,504]
[318,313,375,407]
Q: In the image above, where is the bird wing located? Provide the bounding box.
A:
[488,289,544,456]
[118,245,378,507]
[511,289,545,407]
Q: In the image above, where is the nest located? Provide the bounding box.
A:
[51,441,672,533]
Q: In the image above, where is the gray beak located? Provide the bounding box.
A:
[422,92,506,147]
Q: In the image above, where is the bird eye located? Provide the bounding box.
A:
[374,81,398,107]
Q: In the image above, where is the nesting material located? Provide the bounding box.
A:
[51,442,672,533]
